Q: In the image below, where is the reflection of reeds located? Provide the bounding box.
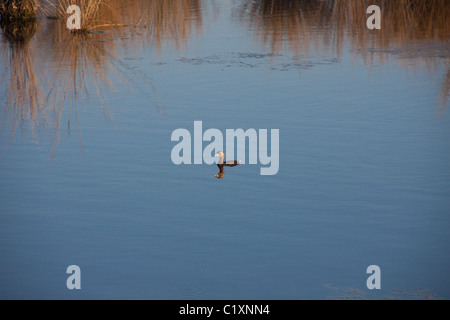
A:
[241,0,449,59]
[47,21,114,106]
[2,37,42,139]
[1,0,204,158]
[1,10,118,158]
[104,0,203,55]
[134,0,202,52]
[2,0,203,157]
[334,0,449,65]
[241,0,449,109]
[0,20,115,158]
[42,20,118,157]
[442,69,450,112]
[0,1,40,140]
[239,0,334,56]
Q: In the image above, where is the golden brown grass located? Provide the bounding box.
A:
[39,0,114,32]
[0,14,36,42]
[39,0,203,51]
[0,0,37,43]
[0,0,37,21]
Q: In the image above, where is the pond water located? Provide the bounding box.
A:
[0,0,449,299]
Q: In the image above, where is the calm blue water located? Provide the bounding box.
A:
[0,0,449,299]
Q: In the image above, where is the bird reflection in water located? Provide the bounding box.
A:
[214,151,241,179]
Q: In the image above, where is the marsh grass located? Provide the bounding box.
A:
[0,0,37,43]
[0,0,37,22]
[0,14,36,42]
[40,0,115,32]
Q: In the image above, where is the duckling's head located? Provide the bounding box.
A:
[214,151,225,158]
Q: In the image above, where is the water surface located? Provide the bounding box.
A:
[0,0,449,299]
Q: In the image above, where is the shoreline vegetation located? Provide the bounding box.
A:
[0,0,448,157]
[0,0,37,22]
[0,1,447,56]
[0,0,108,34]
[0,0,447,45]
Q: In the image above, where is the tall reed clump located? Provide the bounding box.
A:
[0,0,38,43]
[40,0,108,32]
[0,0,37,22]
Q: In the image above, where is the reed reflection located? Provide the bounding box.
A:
[442,70,450,112]
[1,0,204,157]
[239,0,449,107]
[1,13,41,138]
[239,0,334,57]
[105,0,203,55]
[241,0,448,58]
[45,22,119,157]
[1,18,119,157]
